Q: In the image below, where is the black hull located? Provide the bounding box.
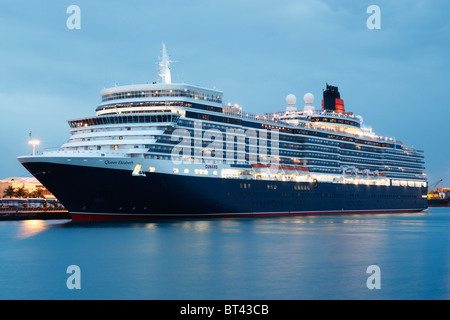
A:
[21,162,428,221]
[428,199,450,207]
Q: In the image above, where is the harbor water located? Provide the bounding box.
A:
[1,207,449,300]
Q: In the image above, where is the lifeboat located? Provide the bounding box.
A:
[251,163,267,169]
[343,167,357,176]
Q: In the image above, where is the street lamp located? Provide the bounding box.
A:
[28,139,40,156]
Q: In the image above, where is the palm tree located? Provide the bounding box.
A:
[30,188,44,198]
[3,186,15,198]
[14,187,29,198]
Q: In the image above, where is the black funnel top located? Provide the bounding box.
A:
[323,84,341,111]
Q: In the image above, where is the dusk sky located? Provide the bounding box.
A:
[1,0,449,187]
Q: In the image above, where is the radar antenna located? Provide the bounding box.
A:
[158,43,173,84]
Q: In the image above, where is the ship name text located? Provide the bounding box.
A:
[104,160,134,165]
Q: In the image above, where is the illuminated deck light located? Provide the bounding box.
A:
[28,139,40,156]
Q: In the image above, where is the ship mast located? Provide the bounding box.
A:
[158,43,172,84]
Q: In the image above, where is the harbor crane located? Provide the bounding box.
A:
[429,179,443,192]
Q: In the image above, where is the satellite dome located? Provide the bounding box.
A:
[355,115,363,124]
[304,93,314,105]
[286,94,296,107]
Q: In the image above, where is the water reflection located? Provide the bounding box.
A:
[16,220,50,239]
[175,220,212,232]
[57,211,431,236]
[144,222,157,230]
[2,208,448,299]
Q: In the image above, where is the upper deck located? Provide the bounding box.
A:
[81,44,424,160]
[98,83,223,110]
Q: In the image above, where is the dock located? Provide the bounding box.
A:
[0,209,71,221]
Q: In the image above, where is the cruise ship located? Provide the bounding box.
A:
[18,44,428,221]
